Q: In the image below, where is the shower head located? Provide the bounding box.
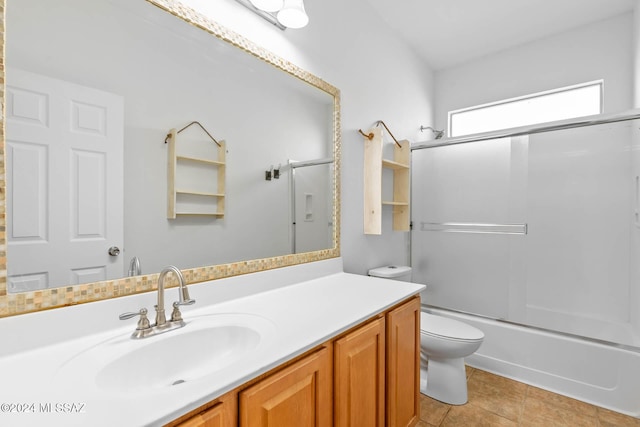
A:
[420,126,444,139]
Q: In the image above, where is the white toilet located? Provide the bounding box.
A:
[368,266,484,405]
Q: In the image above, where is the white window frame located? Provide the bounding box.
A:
[447,80,604,138]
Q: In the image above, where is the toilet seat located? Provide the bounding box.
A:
[421,312,484,342]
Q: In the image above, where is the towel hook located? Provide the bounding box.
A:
[358,129,374,140]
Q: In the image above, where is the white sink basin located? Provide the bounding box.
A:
[56,312,276,394]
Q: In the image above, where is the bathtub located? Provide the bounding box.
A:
[425,306,640,418]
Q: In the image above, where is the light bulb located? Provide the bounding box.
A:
[277,0,309,29]
[249,0,284,13]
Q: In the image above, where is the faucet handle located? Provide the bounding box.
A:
[170,301,183,322]
[119,308,151,330]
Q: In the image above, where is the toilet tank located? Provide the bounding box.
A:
[368,265,412,282]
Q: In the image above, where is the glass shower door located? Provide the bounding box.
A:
[412,118,640,348]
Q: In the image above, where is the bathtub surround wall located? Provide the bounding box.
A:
[178,0,436,275]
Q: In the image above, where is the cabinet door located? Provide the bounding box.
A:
[170,393,237,427]
[386,297,421,427]
[334,317,386,427]
[176,404,223,427]
[239,346,332,427]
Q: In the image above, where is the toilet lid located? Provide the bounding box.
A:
[368,265,412,278]
[421,312,484,341]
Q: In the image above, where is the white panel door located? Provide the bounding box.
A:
[6,68,124,291]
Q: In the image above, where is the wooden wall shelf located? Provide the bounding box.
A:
[167,128,226,219]
[381,159,409,170]
[363,127,410,234]
[176,155,225,166]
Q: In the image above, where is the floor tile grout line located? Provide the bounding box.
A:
[519,385,531,427]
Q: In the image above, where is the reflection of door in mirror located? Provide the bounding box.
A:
[7,69,124,292]
[291,162,333,254]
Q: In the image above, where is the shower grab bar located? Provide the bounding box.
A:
[412,108,640,151]
[421,222,527,235]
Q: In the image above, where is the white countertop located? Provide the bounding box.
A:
[0,259,424,426]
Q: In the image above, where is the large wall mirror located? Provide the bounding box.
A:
[0,0,341,317]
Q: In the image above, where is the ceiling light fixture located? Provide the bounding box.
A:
[236,0,309,30]
[249,0,283,13]
[277,0,309,29]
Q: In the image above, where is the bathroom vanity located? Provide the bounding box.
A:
[169,296,420,427]
[0,259,425,427]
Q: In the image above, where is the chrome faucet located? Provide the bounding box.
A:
[155,265,195,327]
[128,256,141,276]
[119,265,195,339]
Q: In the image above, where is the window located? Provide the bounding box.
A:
[448,80,603,138]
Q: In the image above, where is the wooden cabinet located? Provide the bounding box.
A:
[334,317,386,427]
[177,403,227,427]
[386,297,421,427]
[239,346,333,427]
[334,298,420,427]
[363,127,411,234]
[169,392,236,427]
[170,297,420,427]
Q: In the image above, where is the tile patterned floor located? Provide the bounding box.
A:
[417,367,640,427]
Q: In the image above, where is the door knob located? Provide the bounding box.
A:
[108,246,121,256]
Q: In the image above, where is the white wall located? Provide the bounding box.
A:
[179,0,436,275]
[434,13,634,134]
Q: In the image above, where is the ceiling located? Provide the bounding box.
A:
[364,0,636,70]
